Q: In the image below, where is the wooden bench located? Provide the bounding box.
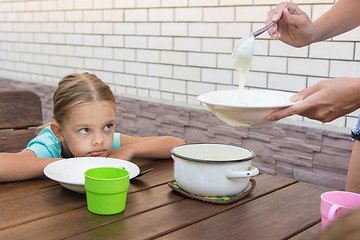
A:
[0,90,43,153]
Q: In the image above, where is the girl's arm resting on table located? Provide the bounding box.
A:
[108,135,185,160]
[0,150,61,182]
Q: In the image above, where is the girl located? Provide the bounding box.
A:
[0,72,185,182]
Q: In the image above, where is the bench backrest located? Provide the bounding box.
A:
[0,90,43,153]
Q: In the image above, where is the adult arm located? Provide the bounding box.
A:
[268,77,360,122]
[266,0,360,122]
[312,0,360,42]
[267,0,360,47]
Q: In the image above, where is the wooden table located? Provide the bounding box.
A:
[0,158,331,240]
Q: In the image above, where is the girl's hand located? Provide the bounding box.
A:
[108,146,135,161]
[266,1,316,47]
[267,78,360,123]
[108,135,185,161]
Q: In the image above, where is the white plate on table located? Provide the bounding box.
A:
[44,157,140,194]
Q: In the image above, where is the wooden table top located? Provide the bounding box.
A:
[0,158,331,240]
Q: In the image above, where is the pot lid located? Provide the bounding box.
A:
[171,143,255,163]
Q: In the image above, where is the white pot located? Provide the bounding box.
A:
[171,143,259,196]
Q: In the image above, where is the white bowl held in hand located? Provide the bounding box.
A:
[197,89,296,128]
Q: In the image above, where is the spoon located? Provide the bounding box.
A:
[253,20,279,38]
[132,168,153,179]
[232,19,279,59]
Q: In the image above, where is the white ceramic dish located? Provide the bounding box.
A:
[44,157,140,194]
[171,143,259,196]
[197,89,296,128]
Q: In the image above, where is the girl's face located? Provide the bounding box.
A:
[53,101,116,158]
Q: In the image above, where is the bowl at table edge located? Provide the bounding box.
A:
[197,89,296,128]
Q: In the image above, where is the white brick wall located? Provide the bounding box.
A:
[0,0,358,130]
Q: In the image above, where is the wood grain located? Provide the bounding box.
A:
[0,90,42,152]
[0,90,42,130]
[155,183,329,240]
[290,223,322,240]
[65,174,297,240]
[0,155,331,240]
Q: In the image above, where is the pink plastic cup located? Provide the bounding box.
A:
[320,191,360,230]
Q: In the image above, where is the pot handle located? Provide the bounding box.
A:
[226,166,259,179]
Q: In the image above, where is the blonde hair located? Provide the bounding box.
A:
[52,72,115,126]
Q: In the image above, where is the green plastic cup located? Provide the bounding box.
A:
[85,167,129,215]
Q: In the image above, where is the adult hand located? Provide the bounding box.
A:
[267,78,360,123]
[266,1,316,47]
